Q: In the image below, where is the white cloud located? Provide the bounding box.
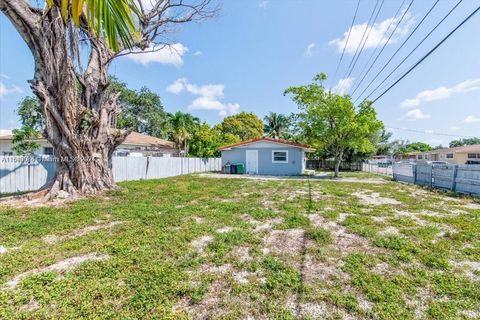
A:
[166,78,240,117]
[332,77,355,94]
[462,115,480,124]
[259,1,268,10]
[305,42,316,56]
[0,73,9,79]
[450,126,460,131]
[401,109,430,121]
[192,51,203,56]
[400,78,480,108]
[0,129,13,135]
[0,82,22,100]
[425,130,434,134]
[329,13,415,54]
[124,43,188,67]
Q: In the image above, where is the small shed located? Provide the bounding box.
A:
[219,137,315,176]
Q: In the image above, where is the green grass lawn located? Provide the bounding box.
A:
[0,173,479,319]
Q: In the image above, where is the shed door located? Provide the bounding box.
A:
[246,150,258,174]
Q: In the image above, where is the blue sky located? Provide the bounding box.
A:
[1,0,479,146]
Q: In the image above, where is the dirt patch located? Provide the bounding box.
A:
[20,298,39,312]
[464,203,480,210]
[263,229,305,255]
[232,270,264,284]
[191,235,214,255]
[378,226,400,236]
[43,221,124,244]
[193,217,205,224]
[254,218,283,233]
[4,253,109,289]
[450,260,480,281]
[353,191,401,206]
[215,227,233,234]
[232,246,252,263]
[0,246,7,255]
[197,264,231,274]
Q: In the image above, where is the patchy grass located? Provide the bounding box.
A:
[0,173,479,319]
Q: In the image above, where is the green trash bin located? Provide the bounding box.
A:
[236,163,245,174]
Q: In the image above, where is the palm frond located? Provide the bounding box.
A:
[47,0,139,52]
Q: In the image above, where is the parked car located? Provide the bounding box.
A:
[466,160,480,165]
[426,161,448,165]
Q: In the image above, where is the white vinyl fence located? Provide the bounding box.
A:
[0,156,221,194]
[361,163,393,176]
[392,162,480,196]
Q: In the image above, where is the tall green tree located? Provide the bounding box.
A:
[263,112,291,139]
[449,137,480,148]
[0,0,215,199]
[166,112,201,156]
[285,73,384,177]
[397,142,432,155]
[217,112,264,141]
[12,97,43,155]
[110,78,169,138]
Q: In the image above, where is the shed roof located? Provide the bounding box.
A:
[219,137,315,152]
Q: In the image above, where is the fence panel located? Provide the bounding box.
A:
[392,163,415,183]
[415,164,432,187]
[432,165,455,190]
[455,165,480,195]
[361,163,393,176]
[1,156,221,194]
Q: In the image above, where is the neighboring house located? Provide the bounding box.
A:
[0,131,178,157]
[407,144,480,164]
[219,137,315,175]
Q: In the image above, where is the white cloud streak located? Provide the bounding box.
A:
[0,82,22,100]
[166,78,240,117]
[329,13,415,54]
[332,77,355,95]
[401,109,430,121]
[124,43,188,67]
[401,78,480,108]
[462,115,480,124]
[305,43,315,57]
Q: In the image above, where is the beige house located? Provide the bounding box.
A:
[0,131,178,157]
[408,144,480,164]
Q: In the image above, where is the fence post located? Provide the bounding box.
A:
[451,165,458,192]
[430,165,433,188]
[413,164,417,185]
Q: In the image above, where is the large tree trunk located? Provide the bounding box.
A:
[1,1,128,200]
[333,155,342,178]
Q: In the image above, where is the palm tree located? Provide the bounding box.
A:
[264,112,290,139]
[167,112,200,156]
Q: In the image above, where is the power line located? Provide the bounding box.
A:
[371,2,479,103]
[329,0,361,90]
[343,0,383,80]
[353,0,440,104]
[347,0,408,94]
[350,0,415,97]
[387,126,477,138]
[363,0,464,103]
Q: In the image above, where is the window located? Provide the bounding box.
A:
[3,151,13,156]
[467,153,480,159]
[43,147,54,156]
[417,155,423,160]
[446,153,454,159]
[272,150,288,163]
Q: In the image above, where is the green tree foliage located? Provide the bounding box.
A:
[285,73,384,177]
[166,112,201,156]
[397,142,432,155]
[449,137,480,148]
[217,112,264,141]
[12,97,43,155]
[263,112,291,139]
[111,78,169,138]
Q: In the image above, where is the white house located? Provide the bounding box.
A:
[219,137,315,175]
[0,131,178,157]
